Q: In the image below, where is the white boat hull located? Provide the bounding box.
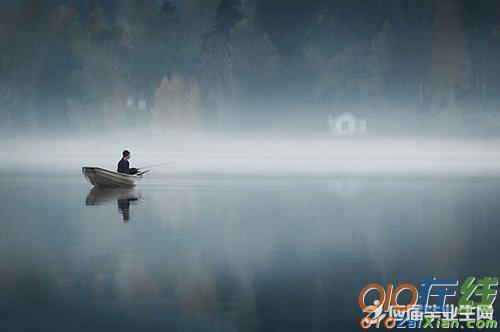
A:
[82,167,143,187]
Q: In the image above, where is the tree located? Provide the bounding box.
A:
[34,5,80,128]
[426,0,472,112]
[174,0,219,73]
[125,0,176,108]
[0,0,51,129]
[152,73,201,131]
[200,1,279,128]
[68,6,130,131]
[214,0,245,36]
[365,21,396,109]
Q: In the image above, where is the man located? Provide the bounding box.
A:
[117,150,139,174]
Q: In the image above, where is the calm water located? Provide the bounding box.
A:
[1,173,499,331]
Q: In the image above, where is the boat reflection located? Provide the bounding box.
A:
[85,187,143,222]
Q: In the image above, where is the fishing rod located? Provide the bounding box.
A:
[137,160,182,170]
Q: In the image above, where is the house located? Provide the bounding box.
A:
[328,112,367,136]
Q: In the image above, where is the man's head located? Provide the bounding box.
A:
[122,150,131,160]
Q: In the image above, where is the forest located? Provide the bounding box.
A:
[1,0,500,136]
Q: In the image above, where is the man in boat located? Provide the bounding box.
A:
[117,150,139,175]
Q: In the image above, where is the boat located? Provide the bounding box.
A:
[82,167,148,187]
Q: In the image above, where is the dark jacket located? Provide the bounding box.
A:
[117,159,138,174]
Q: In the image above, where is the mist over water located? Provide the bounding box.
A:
[1,133,500,177]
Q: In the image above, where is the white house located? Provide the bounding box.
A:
[328,112,367,136]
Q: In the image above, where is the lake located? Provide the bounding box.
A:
[1,173,499,331]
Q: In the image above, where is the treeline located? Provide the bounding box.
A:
[1,0,500,135]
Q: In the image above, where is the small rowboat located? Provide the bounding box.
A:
[82,167,148,187]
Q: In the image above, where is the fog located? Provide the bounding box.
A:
[2,1,500,140]
[2,132,500,177]
[2,2,500,330]
[1,1,500,177]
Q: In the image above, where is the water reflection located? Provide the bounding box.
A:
[85,187,143,221]
[2,177,500,331]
